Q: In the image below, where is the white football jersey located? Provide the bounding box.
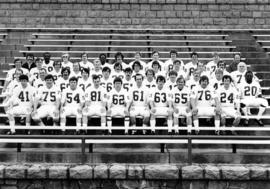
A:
[206,60,217,74]
[184,62,198,77]
[108,88,129,108]
[100,77,114,93]
[165,80,177,91]
[111,71,125,80]
[29,67,42,81]
[239,80,261,99]
[149,86,171,107]
[85,85,106,106]
[191,85,217,107]
[217,85,239,107]
[50,69,62,81]
[61,87,84,106]
[56,77,70,92]
[210,78,223,90]
[33,78,45,89]
[122,78,134,92]
[70,71,82,79]
[11,84,35,107]
[164,59,184,74]
[171,86,190,107]
[77,77,92,91]
[129,85,149,107]
[6,68,29,82]
[42,60,54,73]
[36,85,61,106]
[79,61,94,71]
[143,79,156,89]
[61,61,73,70]
[186,78,199,90]
[231,70,246,86]
[4,80,20,97]
[91,69,103,79]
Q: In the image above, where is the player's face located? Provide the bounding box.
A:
[115,65,121,72]
[63,70,70,79]
[169,74,177,83]
[26,56,34,63]
[198,63,205,71]
[39,70,46,79]
[73,63,80,72]
[245,72,253,83]
[81,54,87,62]
[15,60,22,68]
[69,80,77,90]
[36,60,43,69]
[157,79,165,88]
[94,60,101,69]
[93,78,100,87]
[146,71,154,80]
[170,53,177,59]
[239,65,246,73]
[152,64,159,71]
[125,71,132,78]
[116,56,123,63]
[218,63,225,70]
[223,78,231,88]
[134,64,141,72]
[215,72,223,80]
[62,55,69,62]
[177,79,185,89]
[173,62,180,70]
[54,63,61,72]
[134,53,141,60]
[193,71,200,81]
[135,76,143,86]
[45,78,54,88]
[192,54,198,61]
[82,70,89,79]
[234,55,241,63]
[200,79,208,88]
[15,71,22,80]
[43,54,51,62]
[114,81,122,90]
[213,55,220,62]
[100,55,106,63]
[152,53,159,60]
[20,79,28,88]
[102,70,110,78]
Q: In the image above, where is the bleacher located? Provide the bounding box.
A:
[0,28,270,164]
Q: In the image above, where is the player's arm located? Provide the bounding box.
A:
[149,92,155,111]
[190,91,197,111]
[60,90,66,112]
[234,90,240,112]
[107,94,112,112]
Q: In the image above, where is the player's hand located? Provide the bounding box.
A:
[77,108,82,114]
[215,107,221,115]
[186,107,191,113]
[192,108,198,115]
[151,108,156,114]
[53,111,59,118]
[174,108,179,114]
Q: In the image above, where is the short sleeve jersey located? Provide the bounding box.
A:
[191,85,217,107]
[61,87,84,106]
[108,88,129,108]
[37,85,61,106]
[217,85,239,108]
[129,85,149,107]
[149,86,171,107]
[85,85,106,107]
[239,80,261,99]
[12,84,35,107]
[171,86,190,107]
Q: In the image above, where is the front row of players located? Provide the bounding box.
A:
[5,70,268,135]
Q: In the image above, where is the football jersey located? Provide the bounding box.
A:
[173,69,187,79]
[146,60,165,71]
[91,69,103,79]
[111,71,125,80]
[231,70,246,86]
[184,62,198,77]
[206,60,218,74]
[165,80,177,90]
[56,77,70,91]
[191,85,217,107]
[171,86,190,107]
[4,80,20,97]
[100,77,113,93]
[143,79,156,89]
[217,85,239,107]
[6,68,29,81]
[154,70,166,78]
[29,67,42,81]
[85,85,106,106]
[239,80,261,99]
[186,78,199,90]
[50,69,62,81]
[164,59,184,74]
[61,61,73,70]
[43,60,54,73]
[70,71,82,79]
[36,85,61,106]
[77,77,92,91]
[79,61,94,71]
[122,78,134,92]
[210,78,223,90]
[33,78,45,89]
[129,85,149,107]
[61,87,84,106]
[130,60,147,71]
[108,88,129,108]
[11,84,35,107]
[149,86,171,107]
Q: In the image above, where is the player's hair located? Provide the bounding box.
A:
[35,58,42,63]
[113,77,123,84]
[199,75,209,84]
[92,74,100,81]
[102,66,111,73]
[53,60,62,67]
[170,49,178,56]
[176,76,186,84]
[81,52,87,58]
[69,76,78,83]
[14,58,22,64]
[45,74,54,81]
[43,52,51,57]
[168,70,178,77]
[193,68,201,75]
[26,53,34,59]
[114,62,122,70]
[190,51,198,58]
[222,75,232,83]
[245,70,253,77]
[134,74,143,80]
[62,53,69,58]
[152,61,161,70]
[124,67,133,73]
[114,52,124,60]
[19,74,29,81]
[215,68,223,75]
[132,61,142,70]
[81,68,90,75]
[152,51,159,56]
[145,69,155,77]
[61,67,71,75]
[156,75,166,83]
[173,59,182,65]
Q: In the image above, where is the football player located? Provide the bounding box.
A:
[129,74,150,134]
[7,75,34,134]
[107,77,130,134]
[231,62,247,87]
[144,69,156,89]
[42,52,54,73]
[91,58,103,79]
[129,52,146,71]
[146,51,164,71]
[164,49,184,74]
[206,52,220,75]
[185,52,199,80]
[172,59,186,79]
[32,68,47,89]
[114,52,129,70]
[61,53,73,70]
[149,75,173,133]
[50,60,62,81]
[131,61,144,79]
[29,58,45,82]
[83,75,107,130]
[78,68,92,91]
[79,52,94,71]
[152,61,166,78]
[165,70,178,90]
[122,67,134,92]
[56,67,70,91]
[100,66,113,93]
[70,62,82,79]
[111,62,125,80]
[60,77,85,133]
[210,69,224,90]
[186,69,201,90]
[191,75,221,134]
[239,71,268,126]
[171,76,192,133]
[32,74,61,126]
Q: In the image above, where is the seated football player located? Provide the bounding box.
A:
[83,75,107,130]
[70,62,82,79]
[198,61,211,78]
[60,77,85,133]
[100,66,113,93]
[78,68,92,91]
[61,53,73,70]
[50,60,62,81]
[130,52,146,71]
[114,52,129,70]
[172,59,186,79]
[111,62,125,80]
[186,69,201,90]
[79,52,94,71]
[56,67,71,91]
[216,75,241,128]
[107,77,130,134]
[149,75,173,134]
[217,60,230,76]
[131,61,144,79]
[29,58,44,83]
[32,68,47,89]
[206,52,220,75]
[239,71,268,126]
[99,53,112,69]
[164,49,184,74]
[122,67,134,92]
[92,58,103,79]
[146,51,164,71]
[191,75,221,134]
[165,70,178,90]
[144,69,156,89]
[7,75,35,134]
[231,62,247,87]
[152,61,166,78]
[129,74,150,134]
[210,69,223,90]
[171,76,192,134]
[185,52,199,80]
[32,74,61,126]
[42,52,54,73]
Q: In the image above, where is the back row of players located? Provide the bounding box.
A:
[2,50,268,134]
